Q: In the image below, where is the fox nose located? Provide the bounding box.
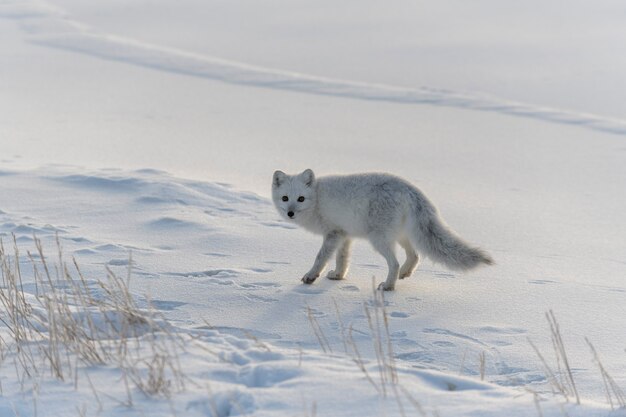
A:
[287,211,294,218]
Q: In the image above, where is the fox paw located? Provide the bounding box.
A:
[301,273,319,284]
[399,270,412,279]
[326,270,345,280]
[377,282,395,291]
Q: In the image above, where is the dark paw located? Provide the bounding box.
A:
[302,274,318,284]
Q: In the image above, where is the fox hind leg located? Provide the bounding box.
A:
[399,238,419,279]
[369,234,400,291]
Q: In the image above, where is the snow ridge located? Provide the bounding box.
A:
[3,0,626,136]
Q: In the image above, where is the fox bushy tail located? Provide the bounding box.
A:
[410,211,493,271]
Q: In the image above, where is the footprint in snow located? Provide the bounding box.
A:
[478,326,525,347]
[423,328,487,347]
[149,300,187,311]
[432,341,456,348]
[264,260,290,265]
[248,267,272,273]
[292,285,326,295]
[239,364,301,388]
[187,391,255,416]
[244,294,279,303]
[396,351,435,363]
[107,258,133,266]
[389,311,410,318]
[479,326,526,335]
[391,330,407,338]
[63,236,92,243]
[168,269,240,278]
[528,279,557,285]
[148,217,204,229]
[239,282,282,290]
[305,307,326,318]
[209,326,282,341]
[205,252,232,258]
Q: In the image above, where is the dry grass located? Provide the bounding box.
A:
[306,306,332,354]
[585,337,626,410]
[528,310,579,404]
[529,309,626,411]
[0,235,189,403]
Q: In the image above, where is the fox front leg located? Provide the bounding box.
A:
[302,231,344,284]
[327,238,351,280]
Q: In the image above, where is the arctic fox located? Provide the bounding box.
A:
[272,169,493,291]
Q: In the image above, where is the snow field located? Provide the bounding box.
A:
[0,167,624,416]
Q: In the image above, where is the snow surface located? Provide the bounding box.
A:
[2,0,626,416]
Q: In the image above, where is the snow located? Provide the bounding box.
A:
[2,0,626,416]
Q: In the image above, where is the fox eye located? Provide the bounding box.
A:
[282,196,289,202]
[297,196,305,202]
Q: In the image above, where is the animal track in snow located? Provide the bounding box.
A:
[239,364,301,388]
[205,326,283,341]
[432,341,456,348]
[147,216,206,229]
[204,252,231,258]
[239,282,282,290]
[528,279,558,285]
[168,269,241,278]
[244,294,279,303]
[423,328,487,347]
[479,326,526,335]
[292,285,326,295]
[149,300,187,311]
[305,307,326,318]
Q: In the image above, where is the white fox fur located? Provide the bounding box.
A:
[272,169,493,291]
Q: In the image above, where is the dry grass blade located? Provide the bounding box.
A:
[529,311,581,404]
[346,324,380,394]
[399,386,428,417]
[478,351,486,381]
[528,337,568,399]
[585,337,626,409]
[546,310,579,404]
[306,305,332,354]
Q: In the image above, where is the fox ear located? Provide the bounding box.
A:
[300,169,315,187]
[273,170,287,187]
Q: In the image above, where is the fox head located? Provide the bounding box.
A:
[272,169,316,222]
